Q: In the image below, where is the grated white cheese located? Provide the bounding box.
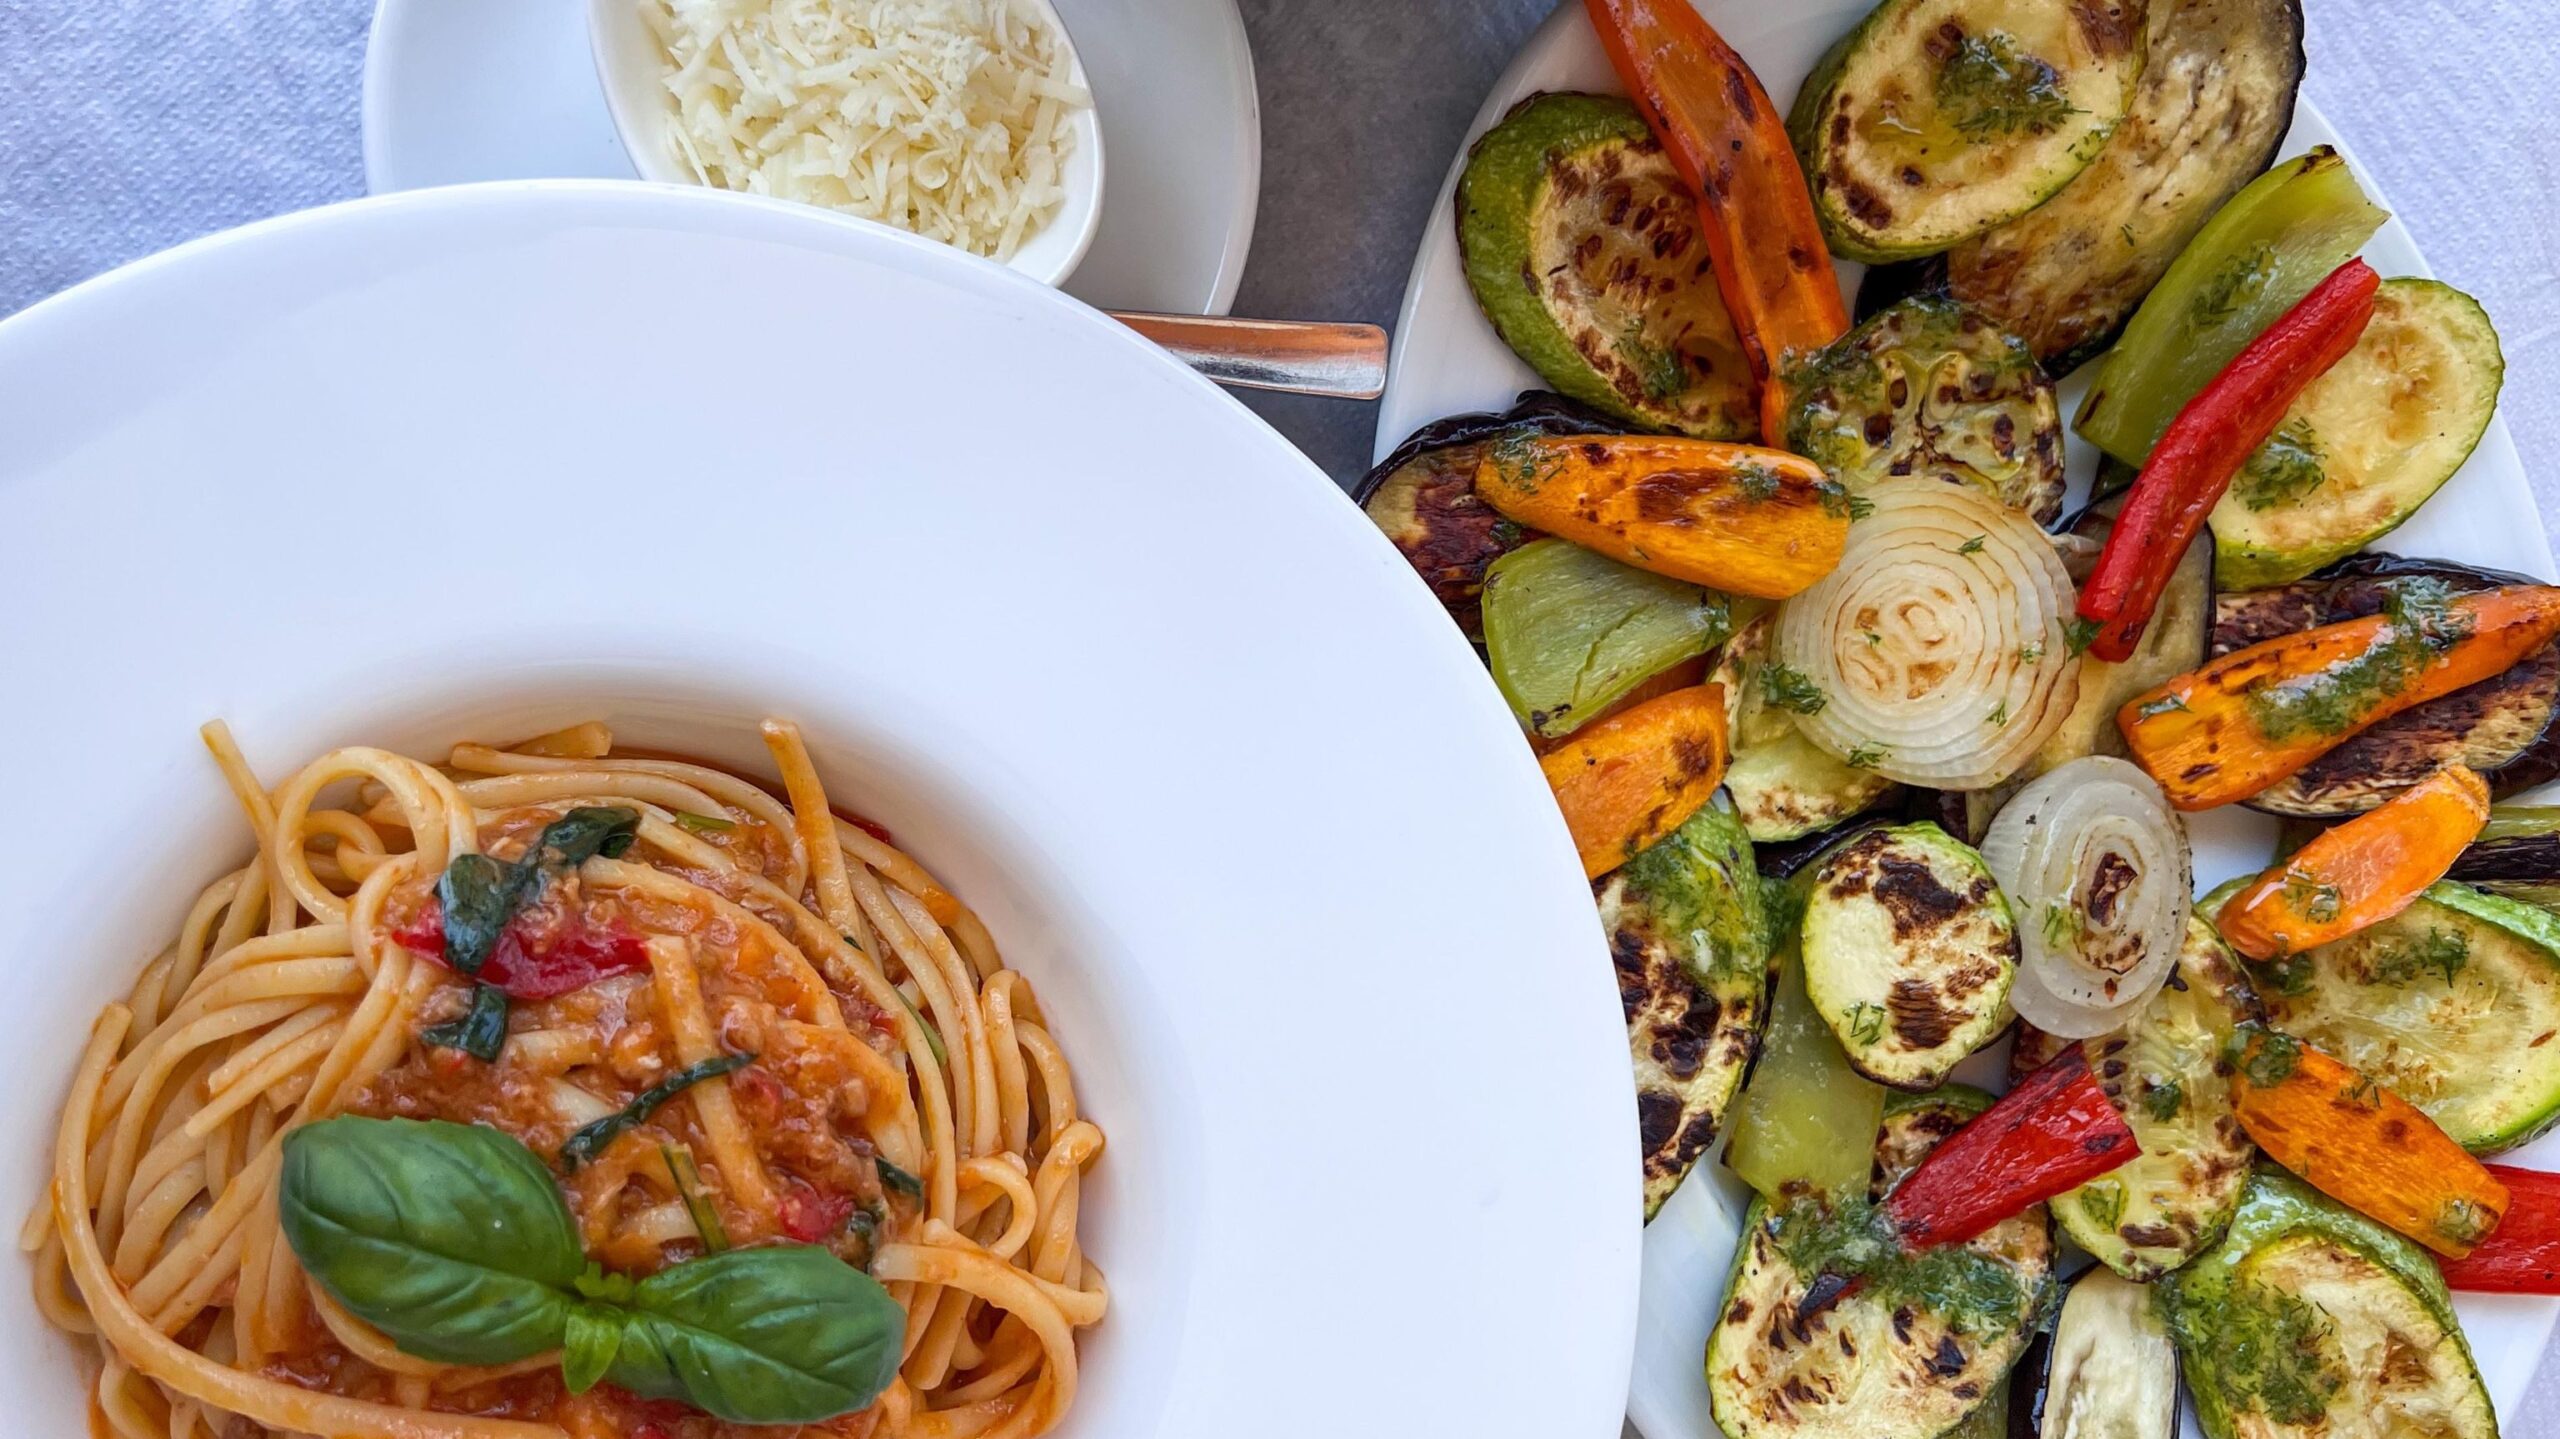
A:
[642,0,1088,260]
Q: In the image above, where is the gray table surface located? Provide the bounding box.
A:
[3,0,2556,1428]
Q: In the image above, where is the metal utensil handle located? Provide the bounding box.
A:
[1108,311,1390,400]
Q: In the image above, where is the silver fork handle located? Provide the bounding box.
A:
[1108,311,1389,400]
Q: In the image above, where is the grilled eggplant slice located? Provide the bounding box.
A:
[2010,1267,2179,1439]
[1709,1088,2055,1439]
[1711,615,1905,842]
[1355,392,1624,639]
[1787,0,2146,264]
[2211,279,2505,589]
[1456,93,1757,437]
[2450,805,2560,909]
[2165,1166,2494,1439]
[2216,876,2560,1154]
[1783,295,2067,524]
[2038,918,2259,1279]
[1603,804,1774,1218]
[2211,553,2560,813]
[1861,0,2302,372]
[1802,824,2017,1089]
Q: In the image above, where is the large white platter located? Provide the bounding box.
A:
[0,182,1636,1438]
[1375,5,2559,1436]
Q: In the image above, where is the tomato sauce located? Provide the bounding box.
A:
[269,804,908,1438]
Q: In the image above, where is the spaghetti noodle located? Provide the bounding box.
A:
[28,718,1105,1439]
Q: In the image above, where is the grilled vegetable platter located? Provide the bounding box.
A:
[1366,0,2556,1433]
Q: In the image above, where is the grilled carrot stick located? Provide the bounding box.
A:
[2217,764,2491,960]
[2118,584,2560,810]
[1473,436,1847,599]
[2229,1025,2508,1258]
[1539,684,1728,880]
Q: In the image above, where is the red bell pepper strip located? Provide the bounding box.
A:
[2439,1164,2560,1294]
[1584,0,1849,444]
[2077,258,2380,662]
[1882,1045,2138,1250]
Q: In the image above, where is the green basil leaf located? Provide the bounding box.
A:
[559,1052,754,1170]
[529,807,642,869]
[876,1156,924,1201]
[279,1117,582,1366]
[419,982,510,1061]
[607,1245,905,1423]
[436,853,515,975]
[561,1306,626,1394]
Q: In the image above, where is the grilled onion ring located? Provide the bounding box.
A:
[1982,756,2193,1037]
[1773,478,2081,790]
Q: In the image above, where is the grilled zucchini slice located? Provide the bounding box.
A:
[1802,824,2017,1089]
[1603,804,1773,1218]
[2166,1166,2494,1439]
[1708,1088,2055,1439]
[1863,0,2303,371]
[2222,877,2560,1153]
[1783,295,2066,524]
[2210,280,2506,589]
[2043,917,2259,1279]
[1788,0,2147,263]
[1710,615,1904,843]
[1457,93,1756,437]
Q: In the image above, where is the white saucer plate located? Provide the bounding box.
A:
[362,0,1262,315]
[1375,5,2560,1437]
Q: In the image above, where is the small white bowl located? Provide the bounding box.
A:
[585,0,1105,288]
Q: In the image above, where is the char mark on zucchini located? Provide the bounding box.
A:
[1787,0,2147,265]
[1861,0,2305,372]
[1605,805,1776,1218]
[1784,295,2066,524]
[2031,918,2260,1278]
[1707,1089,2055,1439]
[1456,93,1758,437]
[1801,824,2017,1091]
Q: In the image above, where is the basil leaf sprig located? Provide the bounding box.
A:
[281,1116,903,1424]
[417,807,641,1061]
[279,1116,584,1365]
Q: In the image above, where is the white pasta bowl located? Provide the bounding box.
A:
[0,183,1635,1439]
[586,0,1106,287]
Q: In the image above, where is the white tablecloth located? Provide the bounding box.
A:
[3,0,2557,1426]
